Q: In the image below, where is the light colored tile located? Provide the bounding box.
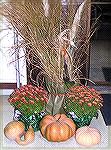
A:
[0,89,14,96]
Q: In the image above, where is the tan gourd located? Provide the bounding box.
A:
[40,114,76,142]
[4,121,35,145]
[75,126,101,147]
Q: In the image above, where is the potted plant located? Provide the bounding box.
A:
[8,84,48,131]
[63,84,103,128]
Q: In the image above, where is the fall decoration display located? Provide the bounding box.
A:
[4,121,35,145]
[40,114,76,142]
[63,84,103,128]
[1,0,103,146]
[8,84,48,117]
[75,126,101,147]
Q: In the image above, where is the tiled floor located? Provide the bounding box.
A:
[89,85,111,94]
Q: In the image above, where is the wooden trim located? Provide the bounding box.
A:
[89,81,111,86]
[95,82,111,86]
[0,83,18,89]
[91,2,111,5]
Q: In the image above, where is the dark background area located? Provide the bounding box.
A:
[101,94,111,126]
[91,1,111,40]
[91,1,111,126]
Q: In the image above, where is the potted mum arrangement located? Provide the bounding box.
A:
[63,84,103,128]
[8,84,48,131]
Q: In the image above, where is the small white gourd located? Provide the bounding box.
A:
[75,126,101,147]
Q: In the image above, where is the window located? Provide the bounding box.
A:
[0,18,27,88]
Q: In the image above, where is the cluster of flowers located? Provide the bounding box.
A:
[8,85,48,116]
[63,85,103,117]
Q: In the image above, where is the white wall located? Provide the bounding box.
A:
[0,18,27,86]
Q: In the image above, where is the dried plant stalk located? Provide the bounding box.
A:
[0,0,93,115]
[0,0,63,84]
[0,0,91,86]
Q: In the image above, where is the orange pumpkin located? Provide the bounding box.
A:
[4,121,35,145]
[40,114,76,142]
[75,126,101,146]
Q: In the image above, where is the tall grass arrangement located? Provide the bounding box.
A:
[0,0,91,83]
[0,0,96,114]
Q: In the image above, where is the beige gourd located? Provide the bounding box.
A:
[75,126,101,147]
[4,121,35,145]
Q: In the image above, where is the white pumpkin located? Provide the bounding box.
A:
[75,126,101,147]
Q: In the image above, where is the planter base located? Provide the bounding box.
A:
[66,112,98,128]
[13,109,46,132]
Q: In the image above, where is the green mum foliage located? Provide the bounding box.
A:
[8,85,48,117]
[63,84,103,118]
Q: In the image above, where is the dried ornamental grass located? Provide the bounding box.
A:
[0,0,94,115]
[0,0,64,85]
[0,0,91,86]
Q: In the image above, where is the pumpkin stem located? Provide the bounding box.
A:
[55,114,61,121]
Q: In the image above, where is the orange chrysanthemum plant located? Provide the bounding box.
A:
[8,85,48,117]
[63,84,103,128]
[8,84,48,131]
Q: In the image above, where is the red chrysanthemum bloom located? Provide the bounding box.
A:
[63,84,103,118]
[8,84,48,117]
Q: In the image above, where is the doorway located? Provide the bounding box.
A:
[89,1,111,92]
